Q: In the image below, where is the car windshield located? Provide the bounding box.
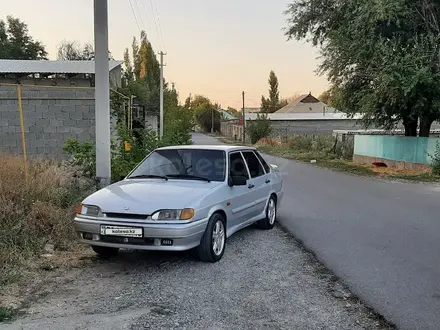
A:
[127,149,226,182]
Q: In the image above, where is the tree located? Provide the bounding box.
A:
[191,95,221,132]
[112,30,194,146]
[164,87,193,145]
[261,71,285,113]
[285,0,440,137]
[123,48,134,84]
[0,16,47,59]
[318,90,332,105]
[247,113,272,144]
[57,40,94,60]
[132,37,141,79]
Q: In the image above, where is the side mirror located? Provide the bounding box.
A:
[228,175,247,187]
[270,164,279,170]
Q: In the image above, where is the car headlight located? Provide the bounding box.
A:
[77,204,102,217]
[151,208,195,221]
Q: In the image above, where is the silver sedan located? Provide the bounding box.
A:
[74,145,283,262]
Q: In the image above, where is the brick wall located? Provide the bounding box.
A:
[0,84,116,158]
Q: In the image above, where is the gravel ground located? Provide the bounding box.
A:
[2,226,394,330]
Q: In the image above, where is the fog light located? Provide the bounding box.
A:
[82,233,93,240]
[92,234,100,241]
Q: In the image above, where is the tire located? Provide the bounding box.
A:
[258,195,277,230]
[197,213,226,263]
[91,245,119,257]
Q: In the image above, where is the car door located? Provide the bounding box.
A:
[242,150,271,218]
[255,150,281,193]
[227,151,254,233]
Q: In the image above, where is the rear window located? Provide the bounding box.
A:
[242,151,265,178]
[255,151,270,173]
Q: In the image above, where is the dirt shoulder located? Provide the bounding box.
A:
[1,226,394,330]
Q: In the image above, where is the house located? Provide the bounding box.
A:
[0,59,123,87]
[276,92,338,114]
[219,109,237,120]
[0,59,129,157]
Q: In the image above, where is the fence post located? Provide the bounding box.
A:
[17,84,29,183]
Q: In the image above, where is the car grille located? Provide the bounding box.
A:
[104,213,149,220]
[100,236,155,246]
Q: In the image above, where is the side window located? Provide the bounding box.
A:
[254,151,270,173]
[229,152,249,179]
[242,151,265,178]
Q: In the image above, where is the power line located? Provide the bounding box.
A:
[148,0,162,49]
[128,0,142,33]
[132,0,145,31]
[139,0,152,35]
[152,0,166,51]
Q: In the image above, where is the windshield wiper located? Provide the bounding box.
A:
[128,174,168,180]
[166,174,211,182]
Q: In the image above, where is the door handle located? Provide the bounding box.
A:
[248,184,255,189]
[265,179,271,184]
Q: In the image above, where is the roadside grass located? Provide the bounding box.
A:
[220,136,440,183]
[0,307,21,323]
[0,155,95,320]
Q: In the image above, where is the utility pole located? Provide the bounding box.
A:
[94,0,111,187]
[211,108,214,134]
[159,51,166,139]
[242,91,246,142]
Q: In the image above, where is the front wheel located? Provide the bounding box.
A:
[91,245,119,258]
[197,213,226,263]
[258,195,277,230]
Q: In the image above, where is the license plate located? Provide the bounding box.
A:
[100,226,143,238]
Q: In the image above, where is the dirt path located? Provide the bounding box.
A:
[1,226,393,330]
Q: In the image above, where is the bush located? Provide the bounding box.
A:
[64,122,193,182]
[64,125,161,182]
[63,139,95,177]
[247,113,272,144]
[0,155,95,285]
[431,141,440,175]
[289,135,313,151]
[288,134,354,160]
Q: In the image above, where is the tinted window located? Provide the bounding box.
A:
[255,151,270,173]
[242,151,265,178]
[129,149,226,182]
[229,152,249,179]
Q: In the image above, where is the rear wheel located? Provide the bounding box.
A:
[258,195,277,230]
[197,213,226,263]
[91,245,119,257]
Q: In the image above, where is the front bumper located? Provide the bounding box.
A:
[73,217,208,251]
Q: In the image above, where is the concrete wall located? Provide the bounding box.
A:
[354,135,440,168]
[0,84,116,158]
[268,119,365,136]
[221,118,365,142]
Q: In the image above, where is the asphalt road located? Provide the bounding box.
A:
[192,133,440,330]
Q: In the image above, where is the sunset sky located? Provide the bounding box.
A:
[2,0,329,109]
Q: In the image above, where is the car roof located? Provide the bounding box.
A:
[156,145,255,152]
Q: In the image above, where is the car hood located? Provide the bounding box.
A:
[82,179,222,215]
